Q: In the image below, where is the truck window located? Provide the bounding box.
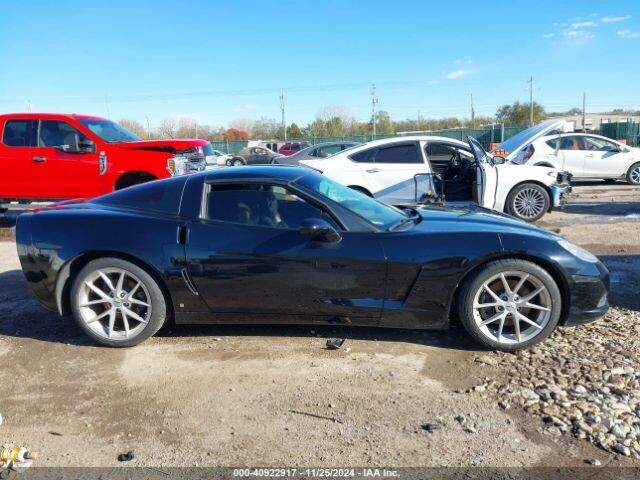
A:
[38,120,89,151]
[2,120,36,147]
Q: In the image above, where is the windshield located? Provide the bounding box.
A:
[79,119,141,143]
[467,136,491,163]
[295,173,408,230]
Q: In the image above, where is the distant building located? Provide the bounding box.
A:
[557,113,640,132]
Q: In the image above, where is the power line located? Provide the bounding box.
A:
[371,83,378,136]
[280,89,286,141]
[528,76,534,127]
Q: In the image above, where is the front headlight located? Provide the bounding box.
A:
[167,156,189,176]
[558,239,599,263]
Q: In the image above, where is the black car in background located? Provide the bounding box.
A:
[16,165,609,350]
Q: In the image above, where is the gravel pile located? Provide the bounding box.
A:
[482,307,640,457]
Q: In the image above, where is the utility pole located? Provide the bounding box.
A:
[145,116,150,139]
[470,93,475,129]
[528,76,534,127]
[280,89,286,141]
[582,92,586,132]
[371,83,378,137]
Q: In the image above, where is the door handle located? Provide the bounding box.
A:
[585,154,595,157]
[32,156,47,163]
[366,168,380,173]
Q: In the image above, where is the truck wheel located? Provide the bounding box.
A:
[115,172,156,190]
[627,162,640,185]
[506,183,550,222]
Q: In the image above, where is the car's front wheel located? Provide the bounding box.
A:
[457,259,561,351]
[70,257,168,347]
[506,183,550,222]
[627,162,640,185]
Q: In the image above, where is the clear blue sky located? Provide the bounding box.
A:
[1,0,639,128]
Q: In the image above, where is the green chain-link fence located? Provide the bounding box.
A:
[209,124,525,154]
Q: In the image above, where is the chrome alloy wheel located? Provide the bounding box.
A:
[630,165,640,184]
[77,267,152,341]
[513,187,546,220]
[472,271,552,346]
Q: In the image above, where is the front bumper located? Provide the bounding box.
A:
[550,183,571,209]
[563,261,610,326]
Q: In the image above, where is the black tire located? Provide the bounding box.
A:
[348,186,373,197]
[626,162,640,185]
[457,259,562,351]
[506,183,550,222]
[231,157,245,166]
[70,257,168,347]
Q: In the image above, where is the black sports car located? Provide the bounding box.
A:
[16,166,609,350]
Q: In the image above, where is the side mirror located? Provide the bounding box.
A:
[79,139,96,154]
[492,155,506,165]
[299,218,341,243]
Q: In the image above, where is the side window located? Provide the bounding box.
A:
[317,145,342,157]
[373,143,421,164]
[206,183,338,229]
[545,138,559,149]
[349,148,375,163]
[558,136,583,151]
[2,120,36,147]
[38,120,89,151]
[425,143,459,162]
[583,137,618,151]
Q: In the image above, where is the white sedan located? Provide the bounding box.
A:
[499,119,640,185]
[205,150,233,170]
[301,135,569,222]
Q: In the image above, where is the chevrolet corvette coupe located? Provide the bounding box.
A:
[16,166,609,350]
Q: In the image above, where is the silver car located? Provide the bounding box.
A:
[272,141,361,166]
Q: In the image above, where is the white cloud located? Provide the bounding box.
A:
[602,15,630,23]
[543,32,556,38]
[571,21,597,29]
[617,29,640,38]
[446,69,470,80]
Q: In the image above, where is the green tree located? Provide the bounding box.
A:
[287,123,303,139]
[495,101,546,126]
[375,110,395,134]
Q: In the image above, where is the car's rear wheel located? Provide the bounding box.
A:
[457,259,561,351]
[232,158,245,166]
[506,183,550,222]
[70,258,167,347]
[627,162,640,185]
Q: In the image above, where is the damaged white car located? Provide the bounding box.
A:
[301,135,570,222]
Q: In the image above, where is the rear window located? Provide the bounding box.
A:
[92,176,188,215]
[3,120,36,147]
[374,143,421,164]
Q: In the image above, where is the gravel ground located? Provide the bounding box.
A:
[0,180,638,470]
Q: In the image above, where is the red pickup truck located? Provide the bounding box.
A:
[0,113,209,209]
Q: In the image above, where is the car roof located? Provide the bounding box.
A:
[0,113,108,121]
[349,135,469,150]
[202,165,313,182]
